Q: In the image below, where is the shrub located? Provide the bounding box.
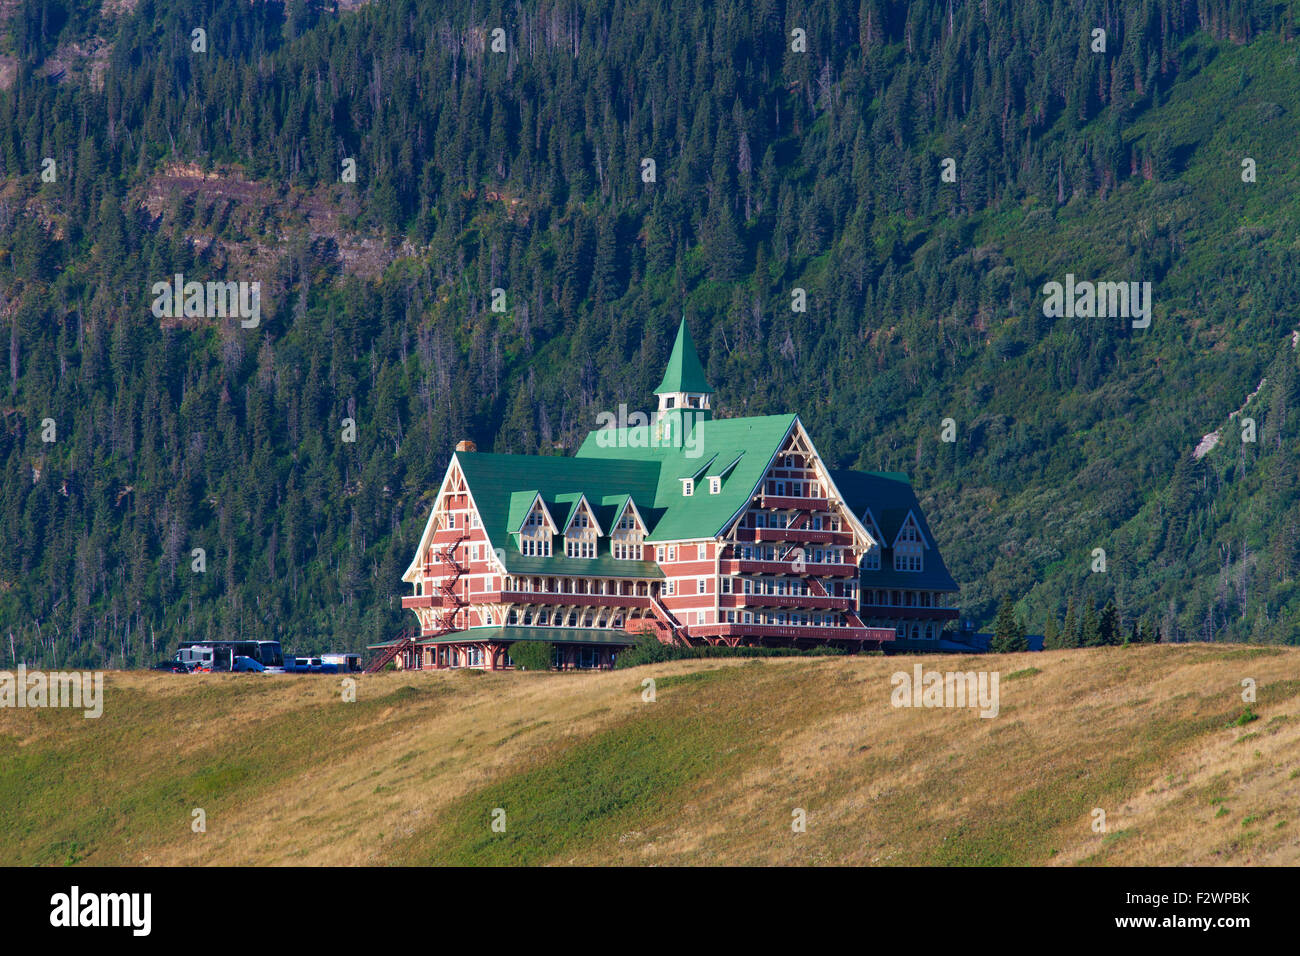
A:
[614,634,847,669]
[509,641,554,671]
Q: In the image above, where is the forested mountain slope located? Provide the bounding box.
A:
[2,0,1299,665]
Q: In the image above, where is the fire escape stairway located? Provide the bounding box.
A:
[432,534,469,635]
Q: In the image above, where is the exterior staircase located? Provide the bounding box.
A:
[649,593,690,647]
[367,534,470,673]
[365,626,418,673]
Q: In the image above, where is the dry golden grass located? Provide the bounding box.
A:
[0,644,1295,865]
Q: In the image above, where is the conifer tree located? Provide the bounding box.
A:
[1081,598,1103,647]
[991,594,1029,653]
[1062,596,1080,649]
[1098,599,1121,646]
[1043,612,1062,649]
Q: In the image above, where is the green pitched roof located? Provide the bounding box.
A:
[830,469,959,592]
[654,318,712,395]
[456,451,664,577]
[576,413,796,541]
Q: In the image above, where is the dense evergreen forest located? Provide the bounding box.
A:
[3,0,1300,667]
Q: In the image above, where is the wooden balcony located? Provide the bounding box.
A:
[758,494,833,511]
[485,590,652,610]
[720,594,855,612]
[859,604,960,621]
[736,527,850,546]
[718,558,858,578]
[690,623,896,643]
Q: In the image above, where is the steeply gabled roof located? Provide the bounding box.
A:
[830,468,959,592]
[553,492,603,535]
[506,490,551,533]
[455,451,663,578]
[576,413,797,541]
[654,318,712,395]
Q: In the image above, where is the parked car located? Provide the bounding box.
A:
[231,656,266,672]
[151,660,190,673]
[284,656,339,674]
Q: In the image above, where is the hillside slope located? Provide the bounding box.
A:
[1,644,1296,865]
[4,1,1300,665]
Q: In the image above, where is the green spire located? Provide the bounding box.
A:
[654,317,712,395]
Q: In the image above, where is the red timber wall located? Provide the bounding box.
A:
[400,463,503,667]
[660,432,894,648]
[652,539,718,632]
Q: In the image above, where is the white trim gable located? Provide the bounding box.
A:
[612,496,649,535]
[786,419,877,552]
[512,493,559,535]
[891,510,930,550]
[561,494,604,537]
[402,457,462,582]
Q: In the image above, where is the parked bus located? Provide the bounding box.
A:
[175,640,284,673]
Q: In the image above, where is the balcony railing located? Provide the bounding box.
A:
[483,590,652,609]
[719,594,855,611]
[718,558,857,578]
[757,494,834,511]
[858,604,959,621]
[736,527,847,545]
[690,623,896,642]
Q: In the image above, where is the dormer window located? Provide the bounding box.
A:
[562,498,599,559]
[612,508,645,561]
[709,476,721,494]
[519,500,553,557]
[894,520,923,572]
[682,478,694,497]
[863,544,881,570]
[565,535,596,558]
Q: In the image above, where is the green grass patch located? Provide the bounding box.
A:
[1006,667,1042,681]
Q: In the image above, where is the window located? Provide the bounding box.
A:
[682,478,694,497]
[697,579,707,594]
[863,545,881,570]
[565,536,595,558]
[668,546,677,561]
[894,519,924,571]
[657,546,666,562]
[472,544,481,561]
[471,512,481,528]
[709,476,721,494]
[697,543,707,560]
[448,512,456,529]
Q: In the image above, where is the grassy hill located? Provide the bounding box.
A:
[2,643,1297,865]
